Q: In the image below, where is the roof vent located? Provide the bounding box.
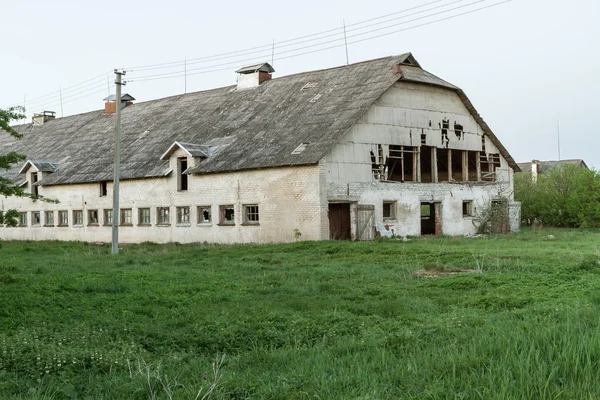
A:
[103,93,135,114]
[235,62,274,91]
[32,111,56,126]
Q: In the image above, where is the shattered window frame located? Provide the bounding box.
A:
[32,211,41,226]
[219,205,235,226]
[104,209,113,226]
[197,206,212,224]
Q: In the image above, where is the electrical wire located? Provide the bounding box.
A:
[129,0,505,82]
[127,0,465,73]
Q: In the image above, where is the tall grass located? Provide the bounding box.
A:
[1,229,600,398]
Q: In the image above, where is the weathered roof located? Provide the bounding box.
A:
[160,141,211,160]
[517,159,588,174]
[2,52,519,186]
[18,160,59,174]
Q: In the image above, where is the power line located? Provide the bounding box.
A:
[129,0,506,83]
[125,0,449,72]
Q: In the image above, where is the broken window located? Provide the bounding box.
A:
[32,212,40,226]
[420,146,433,183]
[157,207,170,225]
[468,151,479,182]
[441,119,450,148]
[178,158,188,191]
[387,146,417,182]
[454,122,463,139]
[383,201,396,220]
[104,209,113,226]
[139,208,151,225]
[120,209,132,226]
[88,210,99,225]
[481,153,501,182]
[73,210,83,226]
[243,204,260,225]
[462,201,474,217]
[437,149,450,182]
[100,181,108,197]
[371,144,386,180]
[45,211,54,226]
[31,172,39,197]
[58,211,68,226]
[197,206,212,224]
[219,205,235,225]
[177,206,190,224]
[19,212,27,227]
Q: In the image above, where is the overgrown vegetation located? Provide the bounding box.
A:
[2,230,600,398]
[515,164,600,227]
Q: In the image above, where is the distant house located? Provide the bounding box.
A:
[0,53,521,243]
[517,159,589,182]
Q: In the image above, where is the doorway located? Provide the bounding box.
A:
[420,202,441,236]
[329,203,351,240]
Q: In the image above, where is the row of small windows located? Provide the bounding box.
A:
[15,205,260,227]
[381,200,474,219]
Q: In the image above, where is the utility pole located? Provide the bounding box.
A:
[112,69,126,255]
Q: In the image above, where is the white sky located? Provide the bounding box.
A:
[1,0,599,167]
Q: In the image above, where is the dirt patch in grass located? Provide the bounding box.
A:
[412,263,482,278]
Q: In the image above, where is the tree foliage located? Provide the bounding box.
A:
[515,164,600,227]
[0,106,27,227]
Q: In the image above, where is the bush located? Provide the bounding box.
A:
[515,165,600,228]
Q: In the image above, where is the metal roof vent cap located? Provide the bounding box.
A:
[235,62,274,91]
[103,93,135,114]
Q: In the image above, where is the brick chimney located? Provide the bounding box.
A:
[235,63,274,91]
[32,111,56,126]
[103,93,135,114]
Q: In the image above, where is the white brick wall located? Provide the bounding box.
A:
[0,164,325,244]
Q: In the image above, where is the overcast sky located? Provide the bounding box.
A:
[2,0,599,167]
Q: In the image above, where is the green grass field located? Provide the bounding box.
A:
[2,229,600,399]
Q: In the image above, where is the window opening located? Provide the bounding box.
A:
[100,181,108,197]
[177,206,190,224]
[219,205,235,225]
[88,210,99,225]
[243,205,259,224]
[32,212,41,226]
[73,210,83,226]
[139,208,151,225]
[462,201,474,217]
[58,211,68,226]
[120,209,132,226]
[197,206,212,224]
[178,158,188,191]
[45,211,54,226]
[157,207,170,225]
[104,209,113,226]
[383,201,396,220]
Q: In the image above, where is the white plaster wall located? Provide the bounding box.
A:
[321,81,517,237]
[0,164,324,244]
[325,178,514,237]
[323,81,507,184]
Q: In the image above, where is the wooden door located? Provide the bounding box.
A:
[329,203,351,240]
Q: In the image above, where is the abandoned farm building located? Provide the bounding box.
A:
[1,53,521,243]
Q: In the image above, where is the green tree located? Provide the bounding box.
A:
[0,106,27,226]
[515,164,600,228]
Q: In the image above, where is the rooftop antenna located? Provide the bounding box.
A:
[107,73,111,96]
[343,19,349,65]
[557,120,561,160]
[184,57,187,94]
[23,95,26,123]
[271,39,275,67]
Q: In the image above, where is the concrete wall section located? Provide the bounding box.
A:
[0,164,323,244]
